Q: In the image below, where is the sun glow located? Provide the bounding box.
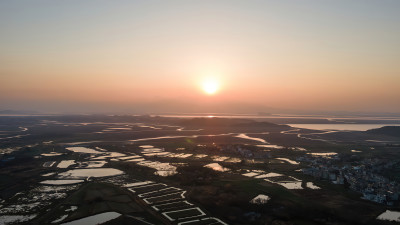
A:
[202,78,219,95]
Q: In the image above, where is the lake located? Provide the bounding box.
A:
[287,124,399,131]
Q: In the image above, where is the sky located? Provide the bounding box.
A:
[1,0,399,114]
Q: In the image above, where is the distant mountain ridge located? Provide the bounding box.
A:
[179,117,288,128]
[0,110,39,115]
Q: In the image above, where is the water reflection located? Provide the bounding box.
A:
[235,134,266,143]
[377,210,400,222]
[204,163,229,172]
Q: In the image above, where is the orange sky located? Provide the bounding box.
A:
[1,1,399,113]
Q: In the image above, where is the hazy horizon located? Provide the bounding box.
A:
[1,1,400,114]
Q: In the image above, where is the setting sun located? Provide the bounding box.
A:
[202,79,219,95]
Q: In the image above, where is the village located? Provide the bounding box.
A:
[299,154,400,206]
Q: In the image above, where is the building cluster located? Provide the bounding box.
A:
[298,155,400,206]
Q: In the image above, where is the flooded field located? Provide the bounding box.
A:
[377,210,400,222]
[250,194,270,204]
[0,115,398,225]
[58,168,124,179]
[204,163,229,172]
[275,158,299,165]
[66,147,102,154]
[40,180,84,185]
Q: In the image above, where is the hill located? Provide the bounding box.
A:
[366,126,400,138]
